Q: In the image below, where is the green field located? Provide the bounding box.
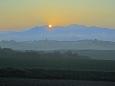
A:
[0,48,115,82]
[0,78,115,86]
[0,56,115,71]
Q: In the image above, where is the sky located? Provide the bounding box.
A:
[0,0,115,31]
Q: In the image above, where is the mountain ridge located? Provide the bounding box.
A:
[0,24,115,41]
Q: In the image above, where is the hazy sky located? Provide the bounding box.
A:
[0,0,115,31]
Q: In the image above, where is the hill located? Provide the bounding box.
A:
[0,40,115,51]
[0,24,115,41]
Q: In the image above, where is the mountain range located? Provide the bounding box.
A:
[0,24,115,41]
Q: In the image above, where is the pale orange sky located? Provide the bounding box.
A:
[0,0,115,31]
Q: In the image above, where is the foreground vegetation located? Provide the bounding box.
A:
[0,47,115,83]
[0,48,115,71]
[0,68,115,82]
[0,47,90,59]
[0,78,115,86]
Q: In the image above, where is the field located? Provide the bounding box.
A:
[0,48,115,71]
[0,57,115,71]
[75,50,115,60]
[0,78,115,86]
[0,48,115,85]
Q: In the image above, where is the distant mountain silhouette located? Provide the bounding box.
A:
[0,24,115,41]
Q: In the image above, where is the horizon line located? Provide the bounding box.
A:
[0,24,114,32]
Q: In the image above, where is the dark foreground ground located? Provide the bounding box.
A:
[0,78,115,86]
[0,68,115,82]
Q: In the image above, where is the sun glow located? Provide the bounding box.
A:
[49,25,52,28]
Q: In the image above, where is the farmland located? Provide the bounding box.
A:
[0,48,115,85]
[0,78,115,86]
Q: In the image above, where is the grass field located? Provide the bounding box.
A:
[0,48,115,84]
[0,48,115,71]
[0,57,115,71]
[0,78,115,86]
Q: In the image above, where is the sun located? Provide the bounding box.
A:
[48,25,52,28]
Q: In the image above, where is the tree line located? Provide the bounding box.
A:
[0,47,90,59]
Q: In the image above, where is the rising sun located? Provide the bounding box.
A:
[49,25,52,28]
